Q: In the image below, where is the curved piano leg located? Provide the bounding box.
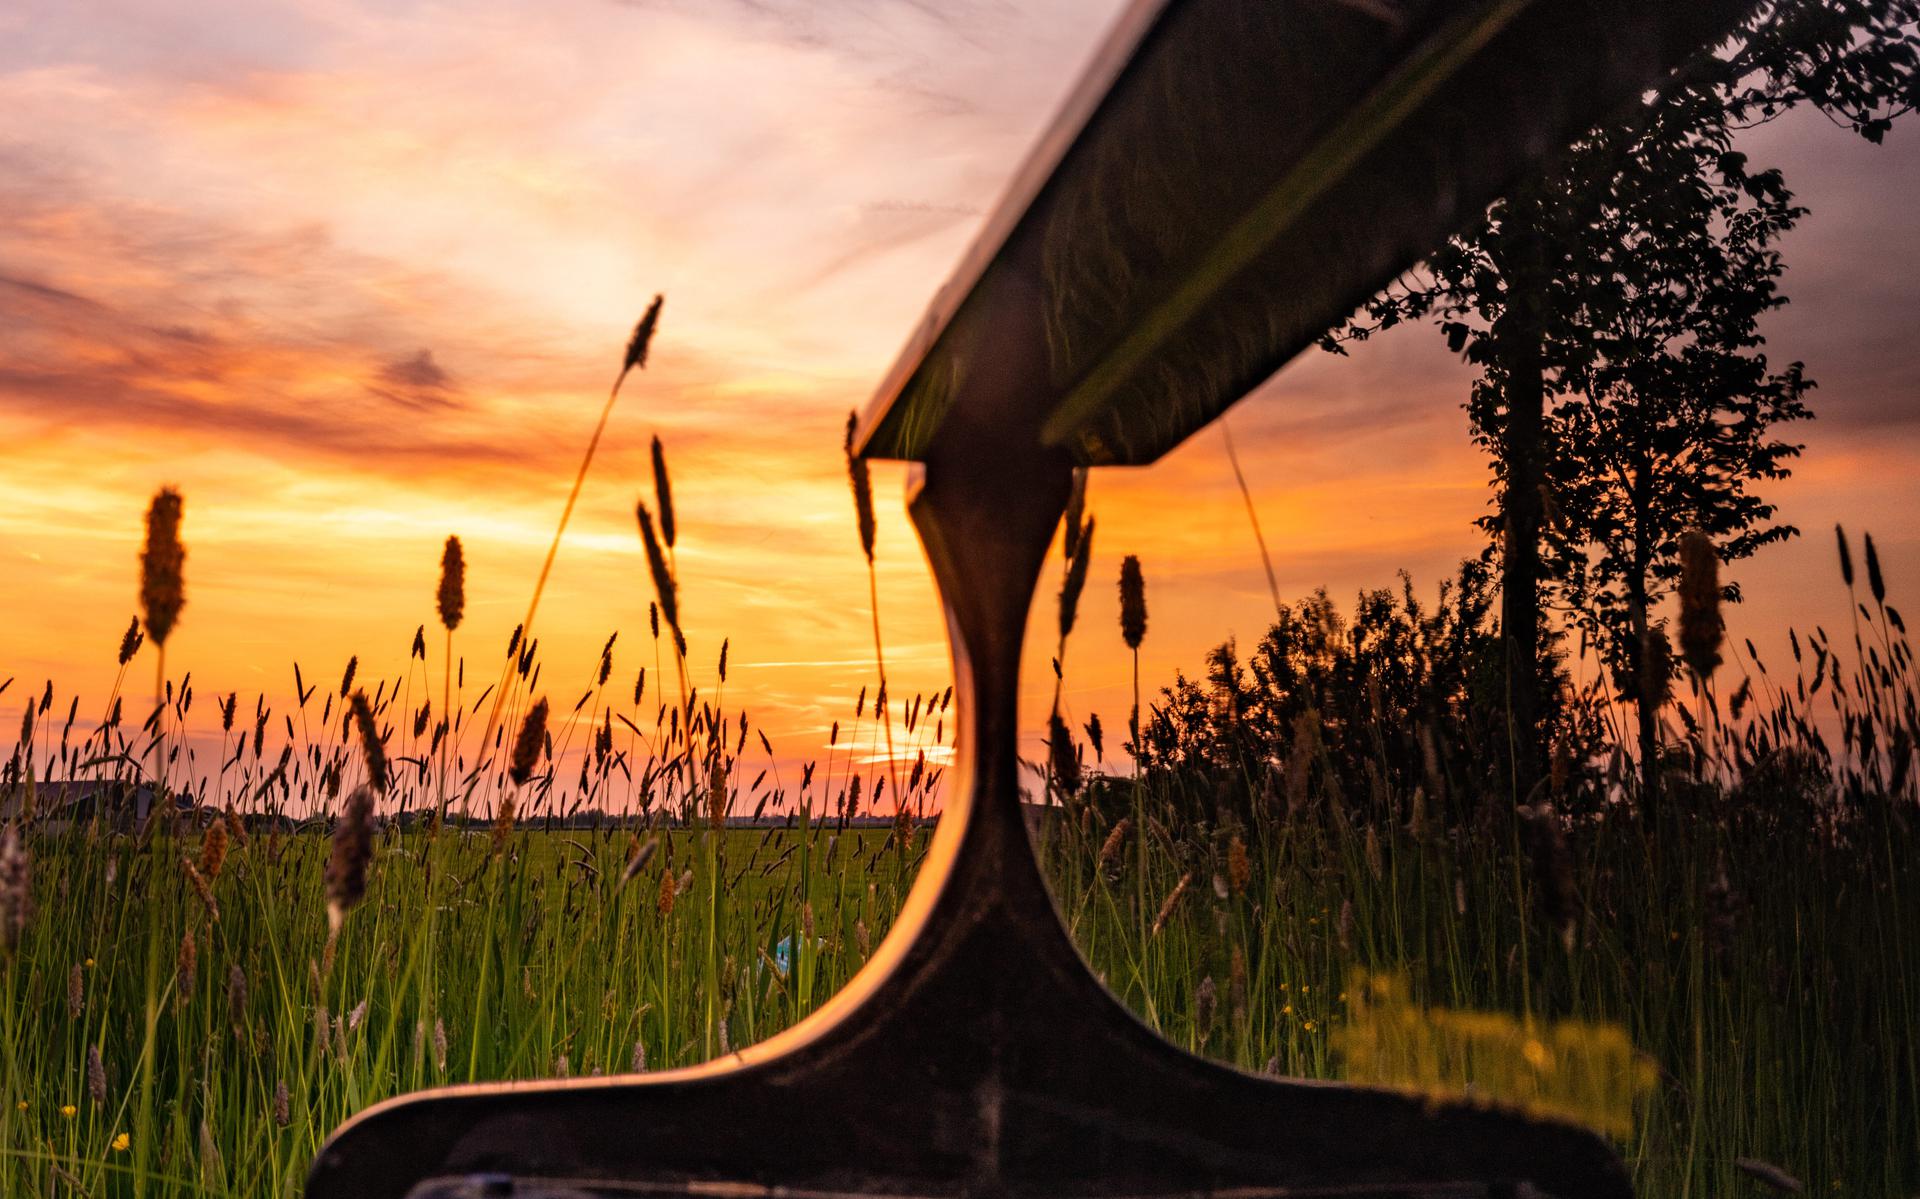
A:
[307,444,1630,1199]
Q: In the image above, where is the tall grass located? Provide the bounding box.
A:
[1,375,1915,1198]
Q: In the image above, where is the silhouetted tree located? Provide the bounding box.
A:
[1548,93,1812,812]
[1324,1,1919,806]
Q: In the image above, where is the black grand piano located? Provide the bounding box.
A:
[306,2,1754,1195]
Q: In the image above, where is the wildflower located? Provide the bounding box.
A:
[1523,1038,1552,1072]
[60,1104,76,1119]
[112,1132,130,1152]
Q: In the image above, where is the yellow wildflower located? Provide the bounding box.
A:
[1523,1038,1552,1072]
[111,1133,130,1152]
[60,1104,76,1119]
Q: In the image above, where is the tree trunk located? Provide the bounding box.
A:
[1497,192,1549,804]
[1628,492,1659,820]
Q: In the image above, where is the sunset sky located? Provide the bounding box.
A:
[3,0,1918,802]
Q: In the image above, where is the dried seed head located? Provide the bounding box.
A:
[1227,835,1251,896]
[325,786,374,932]
[636,503,679,634]
[68,961,84,1018]
[198,820,228,883]
[509,698,549,787]
[1118,555,1148,650]
[630,1039,647,1073]
[228,964,248,1031]
[272,1079,291,1128]
[1836,524,1855,588]
[1194,976,1217,1041]
[139,487,186,646]
[177,927,197,998]
[1865,531,1886,606]
[1639,624,1673,712]
[1150,872,1194,939]
[621,295,665,378]
[433,1018,448,1073]
[438,535,466,632]
[621,837,658,887]
[1063,469,1088,560]
[182,857,218,922]
[651,436,676,550]
[117,616,144,666]
[339,656,358,698]
[1058,515,1095,641]
[1677,531,1723,680]
[844,411,875,563]
[1048,714,1081,795]
[1098,818,1131,879]
[491,797,517,854]
[87,1044,106,1106]
[349,690,387,794]
[656,864,676,916]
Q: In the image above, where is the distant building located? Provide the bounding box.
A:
[0,779,175,831]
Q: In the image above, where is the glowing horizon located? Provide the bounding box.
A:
[4,0,1919,813]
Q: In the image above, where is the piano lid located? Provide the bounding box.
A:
[852,0,1752,467]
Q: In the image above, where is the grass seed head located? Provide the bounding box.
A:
[139,487,186,646]
[325,785,374,932]
[651,436,676,550]
[844,411,875,563]
[636,504,679,633]
[117,616,144,666]
[87,1044,106,1106]
[1865,531,1886,605]
[509,698,549,787]
[1119,555,1148,650]
[622,295,664,377]
[349,690,387,794]
[1678,531,1723,680]
[438,535,466,631]
[177,927,196,999]
[199,820,229,883]
[1059,515,1095,641]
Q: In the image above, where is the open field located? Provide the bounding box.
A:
[3,791,1916,1197]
